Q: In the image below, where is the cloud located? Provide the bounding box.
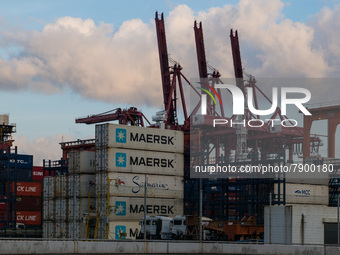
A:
[0,0,339,107]
[0,16,162,106]
[13,134,74,166]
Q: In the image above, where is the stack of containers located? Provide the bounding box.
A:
[43,176,55,238]
[67,150,96,239]
[95,123,184,239]
[43,151,96,239]
[54,175,67,238]
[14,182,42,228]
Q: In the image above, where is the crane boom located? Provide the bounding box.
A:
[194,21,208,79]
[230,29,244,92]
[155,12,176,126]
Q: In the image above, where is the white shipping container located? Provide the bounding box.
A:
[108,197,183,221]
[55,199,67,221]
[43,176,54,199]
[0,114,9,125]
[107,173,184,199]
[68,151,96,174]
[108,221,140,240]
[274,183,329,205]
[68,174,95,198]
[43,221,54,239]
[43,200,55,221]
[96,148,184,176]
[68,198,96,221]
[55,175,67,198]
[283,163,329,185]
[55,221,67,239]
[95,123,184,153]
[96,172,109,197]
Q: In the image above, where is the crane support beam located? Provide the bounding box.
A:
[155,12,176,126]
[194,21,208,79]
[230,29,244,92]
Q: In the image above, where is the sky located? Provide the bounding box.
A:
[0,0,340,165]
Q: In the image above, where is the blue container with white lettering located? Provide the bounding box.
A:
[4,154,33,169]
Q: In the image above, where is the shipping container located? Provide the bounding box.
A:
[43,176,54,199]
[33,166,44,181]
[43,221,54,238]
[68,198,96,221]
[16,211,41,226]
[43,199,55,221]
[0,114,9,125]
[68,174,95,198]
[95,123,184,153]
[106,173,184,199]
[55,221,67,238]
[4,154,33,169]
[283,162,329,185]
[68,151,96,174]
[0,195,7,211]
[55,175,67,198]
[16,196,41,211]
[108,197,183,221]
[108,221,140,240]
[10,182,42,197]
[274,183,328,205]
[55,199,67,221]
[0,168,33,182]
[96,148,184,176]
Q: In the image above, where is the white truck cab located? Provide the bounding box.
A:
[139,216,172,240]
[170,215,186,239]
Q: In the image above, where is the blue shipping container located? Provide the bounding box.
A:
[0,168,33,182]
[4,154,33,169]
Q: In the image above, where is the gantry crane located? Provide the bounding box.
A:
[155,13,323,221]
[75,107,150,127]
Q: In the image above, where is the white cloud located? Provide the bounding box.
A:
[13,134,74,166]
[0,0,339,107]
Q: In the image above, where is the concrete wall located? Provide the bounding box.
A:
[0,240,338,254]
[265,204,338,245]
[291,204,337,245]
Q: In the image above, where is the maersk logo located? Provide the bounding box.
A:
[116,153,127,167]
[116,128,126,143]
[115,201,126,216]
[115,225,126,239]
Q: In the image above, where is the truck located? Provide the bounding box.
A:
[138,215,173,240]
[138,215,263,241]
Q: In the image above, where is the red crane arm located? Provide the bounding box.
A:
[194,21,208,79]
[230,29,244,92]
[155,12,175,126]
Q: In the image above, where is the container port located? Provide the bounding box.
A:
[1,2,340,255]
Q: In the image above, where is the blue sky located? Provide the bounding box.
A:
[0,0,339,164]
